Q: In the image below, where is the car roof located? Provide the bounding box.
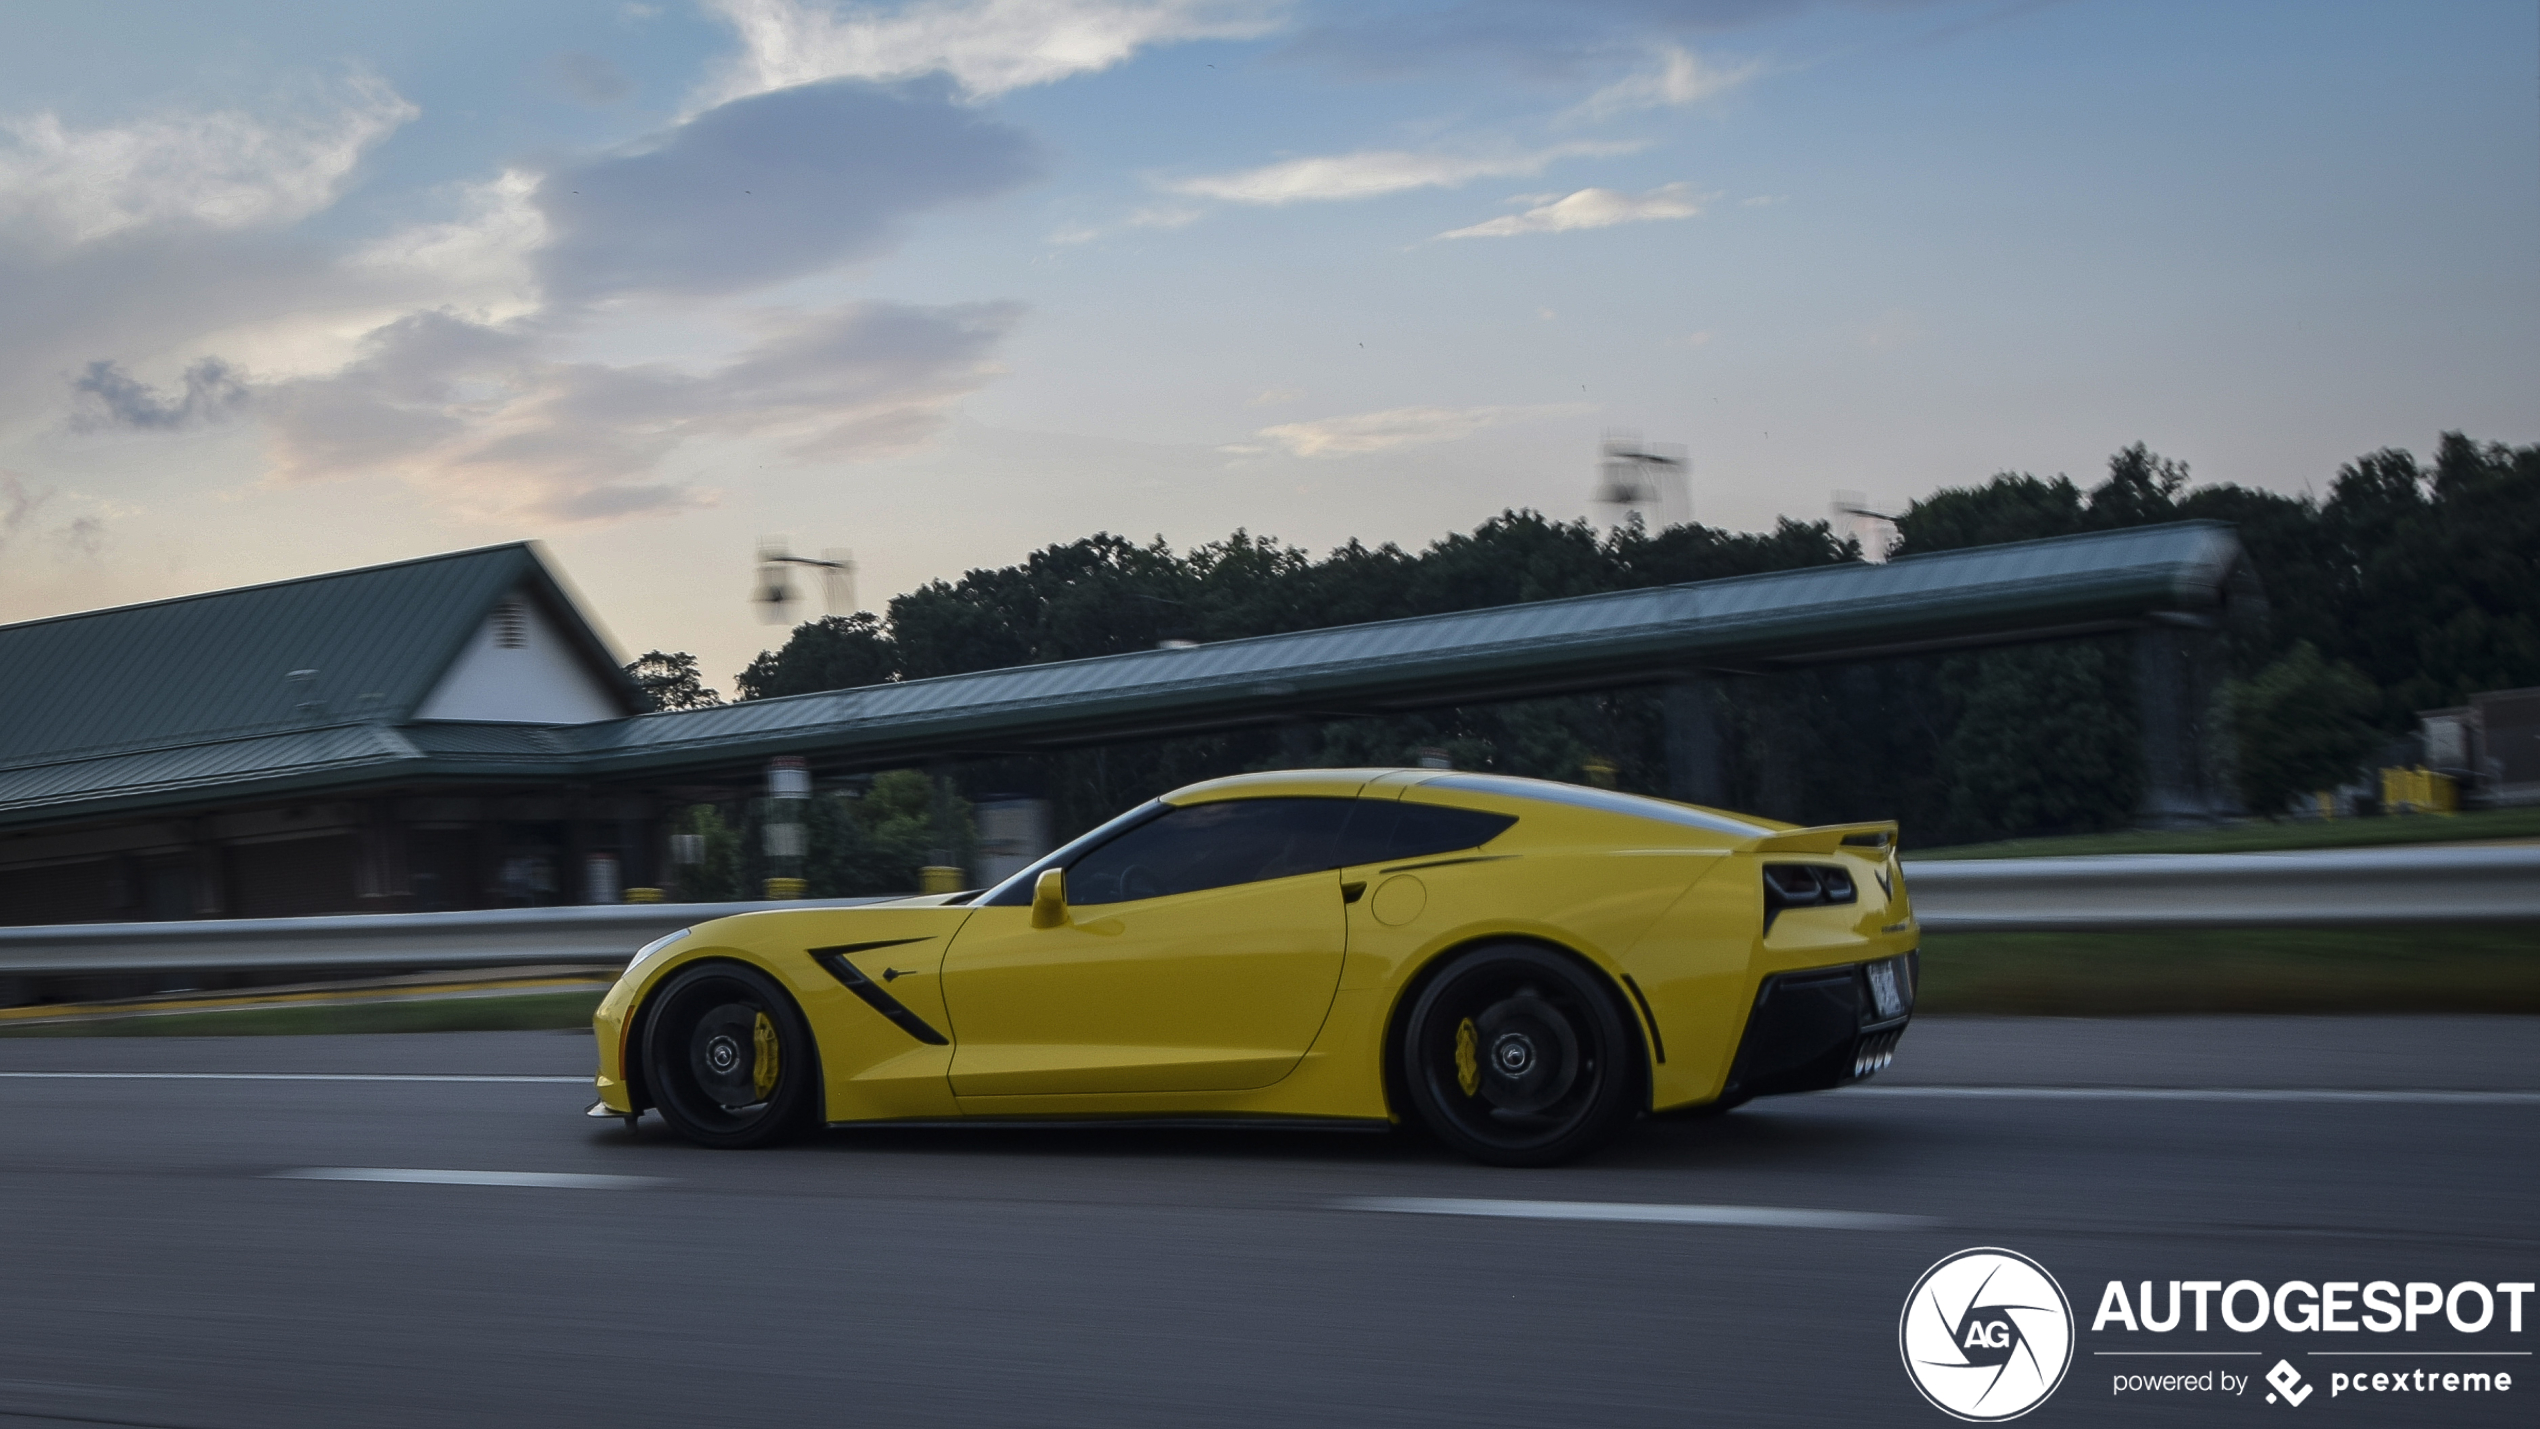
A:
[1161,766,1792,841]
[1400,770,1788,839]
[1160,768,1401,803]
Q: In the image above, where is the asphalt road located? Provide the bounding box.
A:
[0,1017,2531,1429]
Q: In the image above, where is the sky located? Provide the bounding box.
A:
[0,0,2532,693]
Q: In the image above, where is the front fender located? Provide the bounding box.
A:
[594,901,975,1121]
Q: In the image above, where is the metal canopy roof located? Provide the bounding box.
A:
[0,521,2249,829]
[564,520,2251,774]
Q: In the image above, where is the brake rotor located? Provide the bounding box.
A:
[1471,985,1579,1115]
[689,1001,765,1110]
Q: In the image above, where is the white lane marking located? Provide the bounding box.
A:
[1338,1197,1927,1229]
[270,1167,660,1189]
[1847,1086,2540,1104]
[0,1072,586,1083]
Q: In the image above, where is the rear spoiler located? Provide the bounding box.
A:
[1749,821,1899,855]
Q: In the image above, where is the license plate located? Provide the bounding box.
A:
[1865,959,1906,1020]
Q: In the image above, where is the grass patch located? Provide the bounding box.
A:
[1917,925,2540,1015]
[1914,806,2540,860]
[0,988,606,1038]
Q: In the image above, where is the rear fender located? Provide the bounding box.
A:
[1378,931,1658,1121]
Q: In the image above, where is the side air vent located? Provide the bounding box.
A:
[492,601,528,649]
[1762,862,1856,933]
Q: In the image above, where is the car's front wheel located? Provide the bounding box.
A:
[1399,943,1641,1166]
[641,962,817,1149]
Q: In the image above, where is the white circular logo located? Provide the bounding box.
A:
[1899,1247,2074,1421]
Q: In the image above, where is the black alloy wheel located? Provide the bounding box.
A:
[1399,943,1641,1166]
[641,962,818,1149]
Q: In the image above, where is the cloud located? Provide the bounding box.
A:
[0,75,415,250]
[70,357,251,431]
[346,169,549,320]
[699,0,1280,104]
[250,301,1022,521]
[0,80,492,430]
[1127,201,1204,229]
[1047,199,1203,245]
[0,472,102,559]
[1279,1,1808,83]
[1437,182,1705,238]
[1170,141,1632,205]
[1251,402,1587,457]
[1573,43,1756,117]
[31,68,1043,525]
[553,52,636,106]
[533,77,1040,302]
[0,472,44,548]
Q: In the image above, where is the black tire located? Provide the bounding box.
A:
[640,962,819,1149]
[1398,943,1641,1166]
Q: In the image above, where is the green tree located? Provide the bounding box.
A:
[674,804,748,900]
[2226,643,2382,815]
[735,613,896,700]
[801,771,974,895]
[2318,435,2540,720]
[624,651,723,710]
[1936,643,2140,841]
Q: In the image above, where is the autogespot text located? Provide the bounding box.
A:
[2091,1276,2530,1407]
[2091,1278,2533,1336]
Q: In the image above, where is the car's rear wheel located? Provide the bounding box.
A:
[641,962,817,1149]
[1399,943,1640,1166]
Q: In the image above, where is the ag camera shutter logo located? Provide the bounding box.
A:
[1901,1247,2076,1420]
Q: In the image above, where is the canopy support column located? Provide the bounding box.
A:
[1664,673,1727,808]
[2134,619,2229,828]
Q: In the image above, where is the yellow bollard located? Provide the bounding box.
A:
[763,876,807,899]
[623,887,665,904]
[2380,766,2460,815]
[2421,766,2459,814]
[918,866,965,895]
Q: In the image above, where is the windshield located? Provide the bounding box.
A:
[977,800,1171,906]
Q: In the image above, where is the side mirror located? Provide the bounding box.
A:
[1030,868,1068,929]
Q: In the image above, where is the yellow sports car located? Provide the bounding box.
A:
[589,768,1917,1165]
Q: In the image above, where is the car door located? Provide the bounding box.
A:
[940,797,1357,1097]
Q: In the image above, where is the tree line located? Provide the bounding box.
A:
[628,431,2537,887]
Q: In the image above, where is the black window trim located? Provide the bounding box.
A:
[981,792,1523,908]
[977,799,1172,906]
[1058,795,1365,906]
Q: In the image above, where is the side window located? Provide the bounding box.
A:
[1334,800,1518,867]
[1065,798,1355,905]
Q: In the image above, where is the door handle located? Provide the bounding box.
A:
[1341,880,1367,904]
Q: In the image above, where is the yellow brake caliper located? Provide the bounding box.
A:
[751,1010,780,1101]
[1455,1017,1480,1097]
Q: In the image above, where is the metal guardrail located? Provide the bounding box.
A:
[0,844,2532,978]
[0,898,889,977]
[1903,844,2540,931]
